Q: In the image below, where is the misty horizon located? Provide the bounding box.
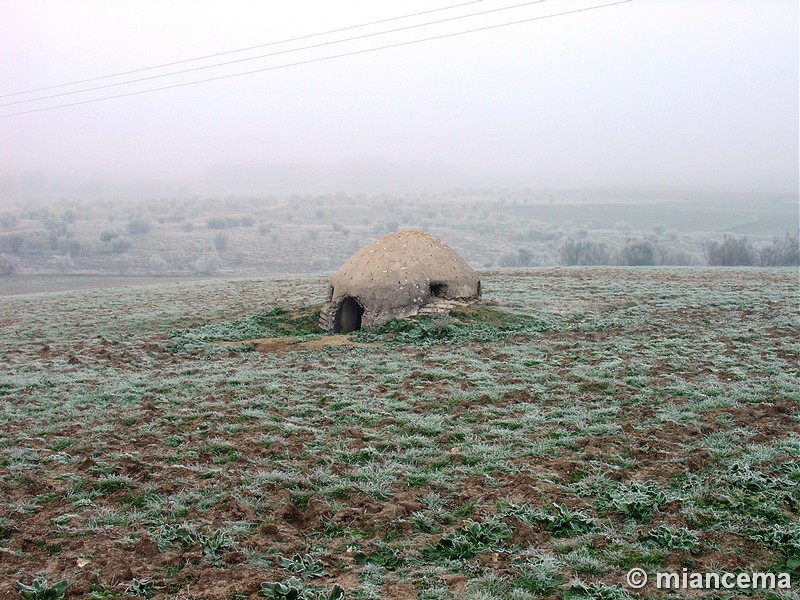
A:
[1,0,798,194]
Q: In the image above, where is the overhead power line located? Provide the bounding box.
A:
[0,0,632,119]
[1,0,484,98]
[2,0,549,108]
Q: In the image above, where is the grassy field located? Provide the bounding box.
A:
[0,268,798,599]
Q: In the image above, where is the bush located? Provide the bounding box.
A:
[194,251,220,275]
[657,246,700,266]
[498,248,536,267]
[127,217,151,235]
[704,235,756,266]
[620,239,656,266]
[167,251,189,271]
[98,229,119,242]
[116,255,131,274]
[148,254,167,273]
[759,233,799,266]
[111,238,132,254]
[213,232,228,252]
[0,233,24,253]
[54,255,73,274]
[64,239,87,257]
[207,216,251,229]
[559,239,612,266]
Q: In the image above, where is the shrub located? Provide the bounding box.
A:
[193,251,220,275]
[703,235,755,266]
[98,229,119,242]
[45,218,68,238]
[213,231,228,252]
[207,216,244,229]
[110,238,132,254]
[559,239,612,266]
[116,255,131,274]
[148,254,167,273]
[620,239,656,266]
[127,217,151,235]
[499,248,536,267]
[166,251,189,271]
[0,233,24,253]
[759,233,799,266]
[657,246,699,266]
[54,255,73,274]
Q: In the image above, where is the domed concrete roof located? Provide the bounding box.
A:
[320,230,481,332]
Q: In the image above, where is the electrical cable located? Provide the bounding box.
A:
[0,0,632,119]
[1,0,549,108]
[1,0,484,98]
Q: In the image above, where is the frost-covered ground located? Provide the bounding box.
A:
[0,268,797,599]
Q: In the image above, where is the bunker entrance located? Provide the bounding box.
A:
[430,283,448,298]
[333,297,364,334]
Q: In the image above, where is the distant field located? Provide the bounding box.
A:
[0,188,797,277]
[0,275,211,296]
[498,195,797,236]
[0,268,798,599]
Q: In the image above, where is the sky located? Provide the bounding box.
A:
[1,0,798,192]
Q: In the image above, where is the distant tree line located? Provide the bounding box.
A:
[206,216,254,229]
[704,233,799,266]
[0,200,797,275]
[553,233,799,267]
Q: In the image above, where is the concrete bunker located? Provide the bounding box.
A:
[319,230,481,332]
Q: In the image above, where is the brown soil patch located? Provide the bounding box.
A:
[216,335,369,353]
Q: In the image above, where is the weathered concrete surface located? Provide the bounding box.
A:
[320,230,481,332]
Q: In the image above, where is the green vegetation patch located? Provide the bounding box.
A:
[168,303,550,351]
[352,305,552,345]
[420,517,513,562]
[168,305,321,352]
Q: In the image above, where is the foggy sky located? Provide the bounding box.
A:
[1,0,798,191]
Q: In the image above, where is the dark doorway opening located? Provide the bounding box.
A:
[333,297,364,333]
[430,283,448,298]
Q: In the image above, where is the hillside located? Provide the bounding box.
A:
[1,190,797,277]
[0,268,797,599]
